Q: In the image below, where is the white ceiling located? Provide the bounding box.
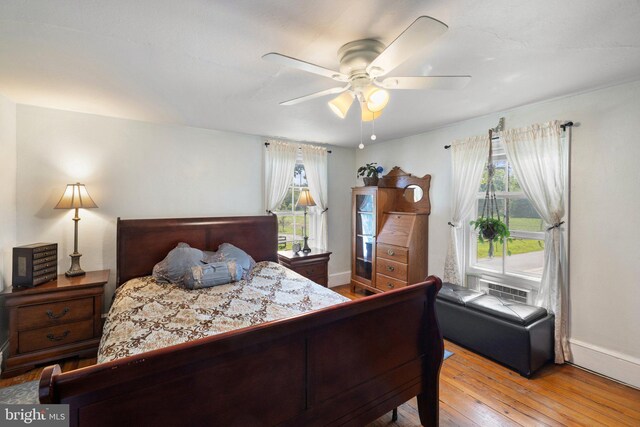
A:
[1,0,639,147]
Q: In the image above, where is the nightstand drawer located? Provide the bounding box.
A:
[292,263,326,278]
[17,298,94,331]
[308,274,328,286]
[18,319,94,353]
[375,258,407,281]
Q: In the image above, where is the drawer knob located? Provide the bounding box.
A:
[387,266,395,272]
[46,331,70,342]
[387,283,395,289]
[46,307,70,320]
[387,249,395,256]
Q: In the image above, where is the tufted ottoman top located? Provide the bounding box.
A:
[438,282,484,305]
[466,294,548,325]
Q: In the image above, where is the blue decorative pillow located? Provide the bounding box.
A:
[152,242,205,286]
[202,250,220,263]
[215,243,256,279]
[182,260,243,289]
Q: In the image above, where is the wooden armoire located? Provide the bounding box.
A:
[351,167,431,293]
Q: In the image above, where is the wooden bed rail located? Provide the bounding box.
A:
[39,276,443,427]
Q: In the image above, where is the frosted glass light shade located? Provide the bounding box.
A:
[54,183,98,209]
[328,92,354,118]
[364,86,389,112]
[360,102,382,122]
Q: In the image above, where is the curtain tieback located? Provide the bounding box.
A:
[321,208,329,214]
[447,221,457,227]
[547,221,565,231]
[266,210,274,214]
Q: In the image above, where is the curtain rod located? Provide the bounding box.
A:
[443,121,574,149]
[264,142,332,153]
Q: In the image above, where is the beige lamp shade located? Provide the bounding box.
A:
[296,189,316,208]
[363,86,390,113]
[360,102,382,122]
[54,183,98,209]
[328,91,355,119]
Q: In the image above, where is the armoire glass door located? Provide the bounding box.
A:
[354,193,374,282]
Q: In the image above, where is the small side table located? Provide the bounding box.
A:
[1,270,109,378]
[278,248,331,287]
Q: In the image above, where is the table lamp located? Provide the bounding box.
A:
[54,183,98,276]
[296,189,316,253]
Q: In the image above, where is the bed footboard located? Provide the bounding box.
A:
[40,276,443,426]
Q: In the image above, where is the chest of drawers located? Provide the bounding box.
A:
[278,249,331,286]
[1,270,109,378]
[375,212,428,292]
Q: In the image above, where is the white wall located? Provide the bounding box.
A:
[0,93,17,293]
[16,106,262,307]
[0,93,17,360]
[327,146,356,285]
[356,80,640,387]
[15,105,354,308]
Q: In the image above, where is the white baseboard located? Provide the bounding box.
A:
[569,338,640,389]
[328,271,351,288]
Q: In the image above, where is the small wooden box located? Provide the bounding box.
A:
[12,243,58,288]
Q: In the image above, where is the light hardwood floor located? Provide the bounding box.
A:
[2,284,639,426]
[333,284,640,426]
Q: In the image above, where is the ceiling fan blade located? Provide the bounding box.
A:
[280,85,349,106]
[378,76,471,90]
[367,16,448,78]
[263,53,349,82]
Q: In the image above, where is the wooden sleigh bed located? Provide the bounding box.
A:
[39,215,443,426]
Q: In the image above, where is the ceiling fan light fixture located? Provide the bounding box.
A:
[364,86,389,113]
[360,102,382,122]
[328,92,354,118]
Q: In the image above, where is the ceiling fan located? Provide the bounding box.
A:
[263,16,471,122]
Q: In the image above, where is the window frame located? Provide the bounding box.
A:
[272,155,316,249]
[464,141,548,289]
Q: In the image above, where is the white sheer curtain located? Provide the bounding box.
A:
[264,140,297,214]
[301,144,329,250]
[444,135,490,285]
[501,120,570,363]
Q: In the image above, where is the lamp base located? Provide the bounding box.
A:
[65,252,86,277]
[302,237,311,253]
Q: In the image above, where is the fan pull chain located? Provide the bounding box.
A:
[358,117,364,149]
[371,113,377,140]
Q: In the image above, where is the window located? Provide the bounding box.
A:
[274,161,316,250]
[467,142,545,284]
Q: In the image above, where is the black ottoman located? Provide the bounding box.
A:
[436,283,554,377]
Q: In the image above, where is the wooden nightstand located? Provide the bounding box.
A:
[1,270,109,378]
[278,248,331,286]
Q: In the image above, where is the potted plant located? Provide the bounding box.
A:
[469,217,510,257]
[357,163,384,186]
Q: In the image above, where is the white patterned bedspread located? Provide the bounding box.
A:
[98,261,349,363]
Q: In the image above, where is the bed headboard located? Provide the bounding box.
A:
[116,215,278,287]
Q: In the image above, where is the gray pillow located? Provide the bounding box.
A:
[182,260,243,289]
[215,243,256,279]
[152,242,205,285]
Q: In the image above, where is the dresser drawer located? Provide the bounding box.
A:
[17,297,94,331]
[377,244,408,263]
[375,258,407,281]
[18,319,94,354]
[292,263,327,279]
[375,274,408,291]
